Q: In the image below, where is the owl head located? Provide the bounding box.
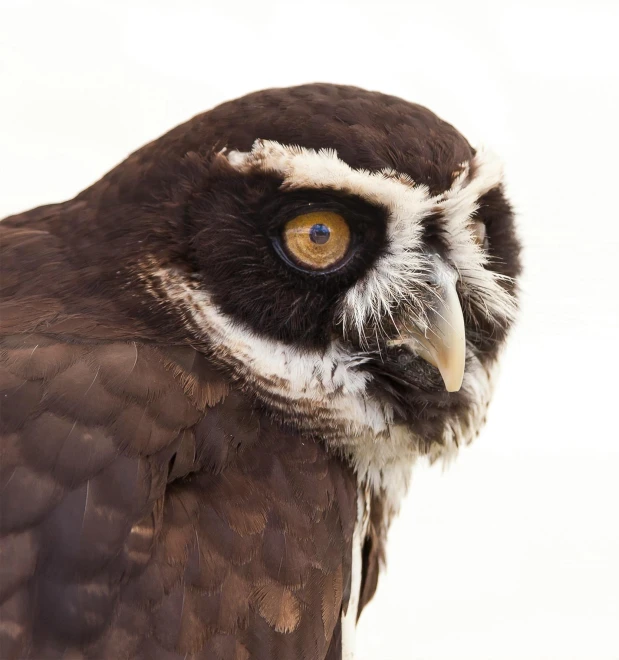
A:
[53,83,521,498]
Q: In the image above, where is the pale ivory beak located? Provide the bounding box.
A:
[388,255,466,392]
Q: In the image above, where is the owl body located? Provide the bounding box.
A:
[0,84,520,659]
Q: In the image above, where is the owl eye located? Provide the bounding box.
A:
[281,211,352,271]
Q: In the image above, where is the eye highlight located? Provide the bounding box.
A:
[281,211,351,271]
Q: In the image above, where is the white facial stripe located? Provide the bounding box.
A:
[439,153,517,323]
[150,266,391,437]
[227,140,516,339]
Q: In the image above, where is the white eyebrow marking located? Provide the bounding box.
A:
[226,139,516,340]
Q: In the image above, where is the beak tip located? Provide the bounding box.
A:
[436,336,466,393]
[439,367,465,393]
[444,379,464,393]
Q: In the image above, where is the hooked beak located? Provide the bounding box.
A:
[387,254,466,392]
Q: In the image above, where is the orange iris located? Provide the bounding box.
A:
[282,211,351,270]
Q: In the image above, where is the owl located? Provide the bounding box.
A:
[0,83,521,659]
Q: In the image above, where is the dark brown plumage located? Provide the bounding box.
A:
[0,83,521,659]
[0,336,357,659]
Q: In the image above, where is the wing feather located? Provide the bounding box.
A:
[0,333,357,659]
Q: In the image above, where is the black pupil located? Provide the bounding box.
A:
[309,223,330,245]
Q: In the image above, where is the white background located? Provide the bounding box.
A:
[2,1,618,658]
